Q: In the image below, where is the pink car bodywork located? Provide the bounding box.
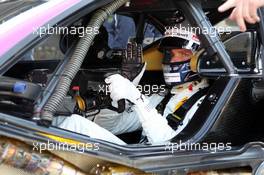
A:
[0,0,80,58]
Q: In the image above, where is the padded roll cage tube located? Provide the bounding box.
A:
[175,0,237,75]
[258,8,264,75]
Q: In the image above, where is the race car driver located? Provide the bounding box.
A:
[53,28,209,145]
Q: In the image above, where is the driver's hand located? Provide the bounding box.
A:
[105,74,142,104]
[218,0,264,32]
[121,41,146,86]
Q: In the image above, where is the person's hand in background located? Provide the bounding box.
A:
[218,0,264,31]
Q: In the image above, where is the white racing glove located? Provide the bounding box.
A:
[105,74,177,144]
[132,62,146,86]
[105,74,143,104]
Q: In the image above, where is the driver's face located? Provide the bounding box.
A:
[170,49,193,63]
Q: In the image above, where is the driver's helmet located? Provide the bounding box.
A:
[159,27,200,86]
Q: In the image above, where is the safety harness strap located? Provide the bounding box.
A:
[155,91,172,115]
[167,87,209,130]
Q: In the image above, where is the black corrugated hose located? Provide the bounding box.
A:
[40,0,129,126]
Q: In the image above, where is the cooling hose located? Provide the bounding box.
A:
[40,0,129,125]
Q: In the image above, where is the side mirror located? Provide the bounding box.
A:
[197,31,263,78]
